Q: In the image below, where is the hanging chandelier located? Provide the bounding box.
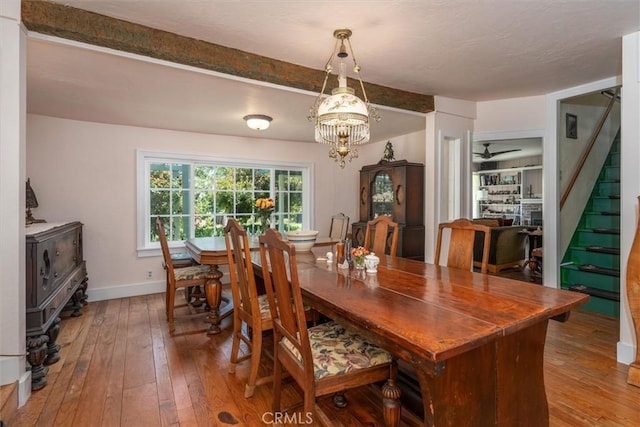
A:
[308,29,380,168]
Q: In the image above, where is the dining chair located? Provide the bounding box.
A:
[156,217,220,332]
[364,215,399,256]
[329,212,350,241]
[259,228,401,426]
[166,252,206,308]
[224,219,274,398]
[435,218,492,274]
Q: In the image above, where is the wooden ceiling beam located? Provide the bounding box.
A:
[21,0,434,114]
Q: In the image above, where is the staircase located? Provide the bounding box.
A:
[561,133,621,317]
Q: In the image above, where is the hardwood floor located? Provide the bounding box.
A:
[7,289,640,426]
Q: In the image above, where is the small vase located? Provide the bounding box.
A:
[354,256,365,269]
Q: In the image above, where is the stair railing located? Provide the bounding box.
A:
[560,87,620,210]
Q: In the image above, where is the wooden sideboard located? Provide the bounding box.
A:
[25,221,88,389]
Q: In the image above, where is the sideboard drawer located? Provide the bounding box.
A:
[27,222,84,308]
[26,262,86,335]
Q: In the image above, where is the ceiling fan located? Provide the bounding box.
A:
[474,143,522,160]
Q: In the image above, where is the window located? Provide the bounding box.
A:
[137,150,313,255]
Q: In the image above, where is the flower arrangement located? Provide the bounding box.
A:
[255,197,275,230]
[350,246,370,268]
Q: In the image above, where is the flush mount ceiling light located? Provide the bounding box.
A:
[243,114,273,130]
[308,29,380,168]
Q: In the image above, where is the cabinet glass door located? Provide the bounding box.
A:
[371,171,393,218]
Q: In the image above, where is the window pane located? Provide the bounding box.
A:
[235,168,253,190]
[289,170,303,191]
[290,192,303,213]
[255,169,270,191]
[171,164,188,188]
[275,192,289,212]
[150,164,171,188]
[171,190,189,215]
[151,190,170,215]
[216,191,234,213]
[149,217,161,242]
[195,215,214,237]
[279,214,302,231]
[168,216,189,241]
[212,215,227,237]
[237,192,253,214]
[215,167,234,190]
[194,191,213,214]
[195,165,215,189]
[275,169,288,191]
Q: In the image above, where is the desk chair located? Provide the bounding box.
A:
[259,228,401,426]
[364,215,399,256]
[224,219,274,398]
[435,218,491,274]
[156,217,219,332]
[329,212,350,241]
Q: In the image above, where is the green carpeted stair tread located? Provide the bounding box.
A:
[568,284,620,301]
[578,264,619,277]
[585,246,620,255]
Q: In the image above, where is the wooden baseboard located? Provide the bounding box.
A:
[0,382,18,423]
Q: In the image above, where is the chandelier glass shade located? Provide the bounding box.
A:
[309,29,379,168]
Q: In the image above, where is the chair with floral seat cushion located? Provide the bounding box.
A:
[164,252,206,308]
[364,215,399,256]
[224,219,275,398]
[259,228,401,426]
[156,217,220,333]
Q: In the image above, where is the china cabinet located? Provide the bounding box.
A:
[352,160,424,260]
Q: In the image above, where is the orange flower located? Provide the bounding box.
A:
[350,246,370,258]
[255,198,275,210]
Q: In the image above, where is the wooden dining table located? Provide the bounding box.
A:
[184,235,340,334]
[251,247,588,426]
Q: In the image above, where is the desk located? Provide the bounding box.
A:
[184,235,340,334]
[253,249,587,426]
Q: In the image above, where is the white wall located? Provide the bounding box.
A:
[0,0,30,402]
[559,101,619,192]
[619,31,640,364]
[26,115,425,301]
[475,96,546,133]
[425,97,476,263]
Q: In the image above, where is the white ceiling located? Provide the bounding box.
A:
[26,0,639,146]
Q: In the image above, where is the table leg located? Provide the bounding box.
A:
[410,320,549,426]
[204,265,233,335]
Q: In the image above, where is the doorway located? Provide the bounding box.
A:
[471,137,543,225]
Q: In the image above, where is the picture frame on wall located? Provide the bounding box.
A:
[566,113,577,139]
